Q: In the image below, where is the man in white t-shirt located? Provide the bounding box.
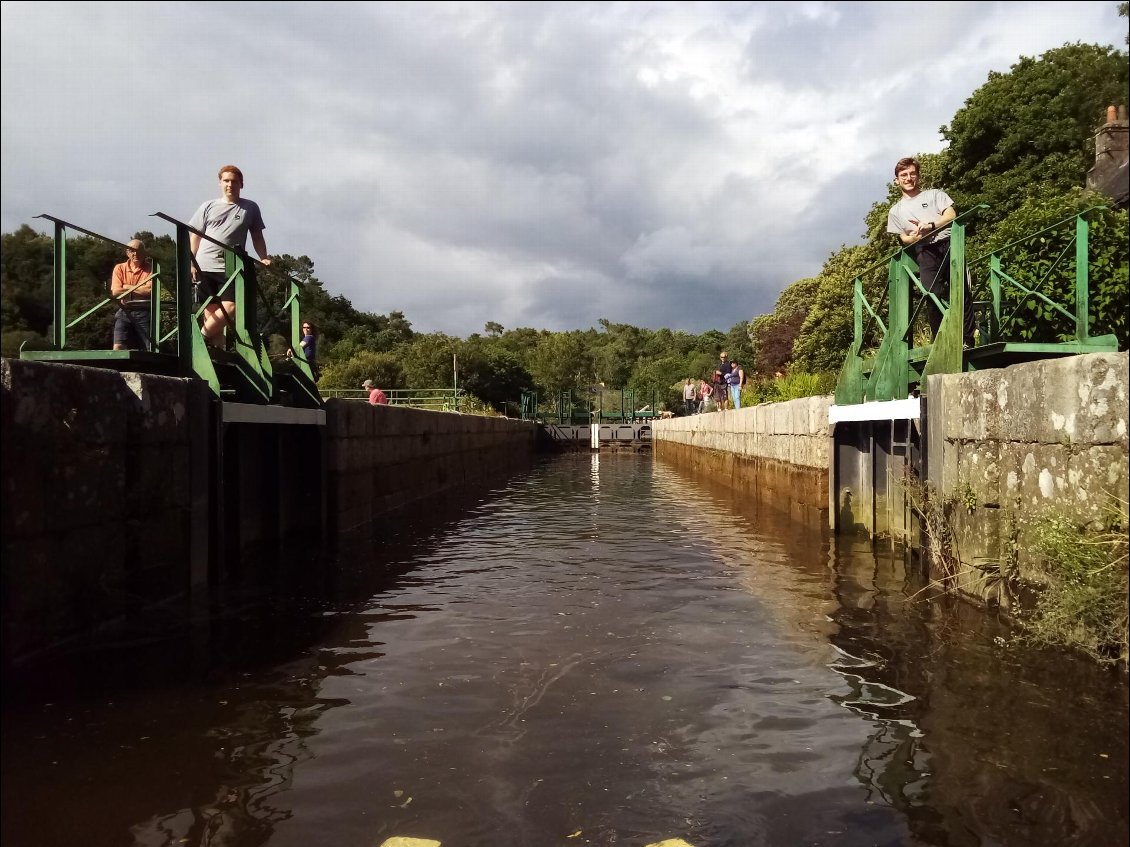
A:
[886,157,974,347]
[682,378,697,415]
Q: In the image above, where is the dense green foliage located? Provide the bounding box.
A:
[940,43,1129,229]
[1022,507,1129,666]
[969,189,1128,347]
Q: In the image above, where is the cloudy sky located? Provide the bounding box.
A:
[1,2,1123,335]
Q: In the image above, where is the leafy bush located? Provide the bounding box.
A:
[1022,507,1129,666]
[742,371,835,405]
[971,189,1128,349]
[317,351,404,391]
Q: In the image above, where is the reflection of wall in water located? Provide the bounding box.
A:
[827,541,1128,847]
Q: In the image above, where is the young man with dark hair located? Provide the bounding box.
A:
[886,157,974,347]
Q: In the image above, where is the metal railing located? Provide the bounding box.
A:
[321,387,465,411]
[20,212,321,407]
[834,205,1118,406]
[517,388,662,423]
[31,214,172,355]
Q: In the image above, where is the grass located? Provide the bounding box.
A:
[897,472,1128,667]
[1021,507,1129,667]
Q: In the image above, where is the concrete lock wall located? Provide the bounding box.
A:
[0,358,538,667]
[323,399,538,538]
[925,351,1129,596]
[1,358,212,666]
[650,395,831,524]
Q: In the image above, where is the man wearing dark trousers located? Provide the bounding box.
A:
[886,157,975,347]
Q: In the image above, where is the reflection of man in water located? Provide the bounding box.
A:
[838,488,861,535]
[110,238,153,350]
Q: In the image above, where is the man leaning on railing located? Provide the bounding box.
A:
[188,164,271,349]
[110,238,153,351]
[886,157,975,348]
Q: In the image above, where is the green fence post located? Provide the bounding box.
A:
[1075,213,1090,343]
[989,254,1002,344]
[51,220,66,350]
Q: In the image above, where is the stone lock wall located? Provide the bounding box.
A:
[926,352,1129,591]
[650,395,831,524]
[1,358,211,665]
[323,399,538,538]
[1,359,538,667]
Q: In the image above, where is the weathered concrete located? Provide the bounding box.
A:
[0,358,537,667]
[651,395,830,468]
[323,399,537,538]
[926,351,1129,592]
[654,355,1128,614]
[651,396,831,523]
[1,358,212,666]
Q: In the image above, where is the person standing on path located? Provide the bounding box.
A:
[726,360,744,409]
[683,378,697,415]
[716,352,734,410]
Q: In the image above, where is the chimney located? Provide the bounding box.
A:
[1087,103,1129,207]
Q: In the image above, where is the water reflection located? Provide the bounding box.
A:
[656,457,1128,847]
[1,454,1126,847]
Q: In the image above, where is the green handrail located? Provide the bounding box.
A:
[20,211,321,407]
[520,390,538,421]
[152,212,321,406]
[321,388,464,411]
[969,207,1113,347]
[834,204,1117,407]
[31,214,169,354]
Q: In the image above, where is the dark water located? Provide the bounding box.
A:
[2,453,1127,847]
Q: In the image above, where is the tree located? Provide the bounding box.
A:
[529,331,593,394]
[1,225,54,351]
[940,43,1129,229]
[317,350,404,392]
[397,332,459,388]
[789,244,886,374]
[972,188,1128,348]
[748,277,820,377]
[458,338,535,412]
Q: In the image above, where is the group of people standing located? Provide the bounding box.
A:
[683,351,745,415]
[108,164,273,353]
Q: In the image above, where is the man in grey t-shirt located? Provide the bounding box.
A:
[189,165,271,348]
[886,157,974,347]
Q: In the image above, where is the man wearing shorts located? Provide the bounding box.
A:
[110,238,153,350]
[189,165,271,347]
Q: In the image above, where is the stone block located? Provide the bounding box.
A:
[1076,353,1128,445]
[1064,444,1130,525]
